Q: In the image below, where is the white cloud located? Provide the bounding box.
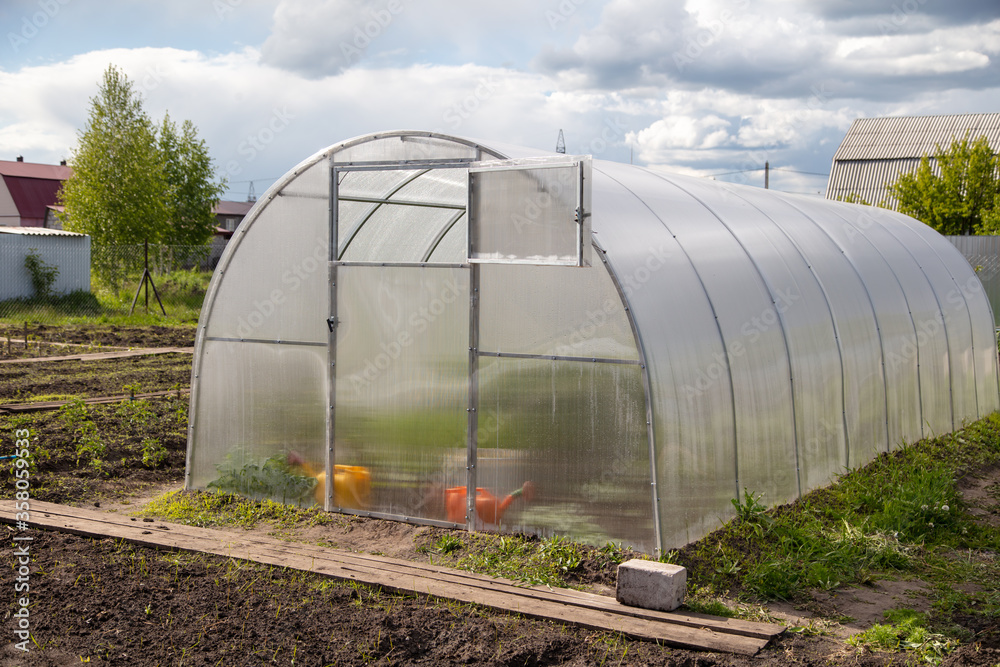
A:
[1,1,999,202]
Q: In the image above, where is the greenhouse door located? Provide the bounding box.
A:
[329,156,592,530]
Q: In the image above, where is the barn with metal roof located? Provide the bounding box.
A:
[826,113,1000,207]
[0,158,74,228]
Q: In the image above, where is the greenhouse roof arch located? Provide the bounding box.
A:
[187,130,999,555]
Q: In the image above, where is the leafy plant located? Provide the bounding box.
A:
[885,132,1000,236]
[115,394,155,428]
[434,534,464,555]
[57,398,105,469]
[208,452,316,506]
[141,437,167,468]
[539,535,583,575]
[23,249,59,299]
[848,609,958,664]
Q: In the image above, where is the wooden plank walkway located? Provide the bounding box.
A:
[0,346,193,365]
[0,388,189,414]
[1,501,783,655]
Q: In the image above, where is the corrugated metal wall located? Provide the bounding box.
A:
[0,234,91,300]
[947,235,1000,329]
[827,113,1000,207]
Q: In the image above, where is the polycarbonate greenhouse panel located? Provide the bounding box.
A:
[717,184,889,470]
[427,213,467,263]
[690,180,850,492]
[478,262,638,360]
[904,219,999,419]
[336,167,468,264]
[391,168,467,206]
[617,166,800,506]
[337,168,420,201]
[785,197,923,448]
[340,203,463,263]
[279,157,329,199]
[334,134,480,163]
[333,265,469,520]
[477,356,654,552]
[188,339,327,502]
[842,216,955,434]
[469,157,591,266]
[205,193,329,344]
[589,166,739,548]
[890,220,979,424]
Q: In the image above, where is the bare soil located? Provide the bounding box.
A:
[0,323,194,360]
[1,324,998,666]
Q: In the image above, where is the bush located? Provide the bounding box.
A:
[23,249,59,299]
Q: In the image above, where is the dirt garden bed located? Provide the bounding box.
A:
[1,324,999,666]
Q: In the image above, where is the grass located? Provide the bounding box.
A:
[0,269,212,325]
[672,413,1000,662]
[140,489,339,530]
[847,608,960,662]
[0,393,80,406]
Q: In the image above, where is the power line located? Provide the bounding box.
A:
[772,167,830,177]
[226,176,280,185]
[705,167,829,178]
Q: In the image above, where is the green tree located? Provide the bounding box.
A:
[159,113,225,246]
[886,133,1000,236]
[60,66,169,283]
[60,65,226,284]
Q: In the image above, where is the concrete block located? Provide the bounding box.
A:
[615,559,687,611]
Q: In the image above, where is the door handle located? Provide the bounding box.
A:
[326,316,338,332]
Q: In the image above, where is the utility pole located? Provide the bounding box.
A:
[764,161,769,189]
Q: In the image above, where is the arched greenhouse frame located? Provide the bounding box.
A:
[186,130,999,555]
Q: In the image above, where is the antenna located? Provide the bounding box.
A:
[555,129,566,154]
[247,181,257,203]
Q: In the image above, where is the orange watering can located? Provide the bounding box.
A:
[287,452,371,509]
[445,481,535,524]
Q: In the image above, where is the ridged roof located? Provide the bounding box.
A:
[832,113,1000,161]
[826,113,1000,205]
[0,225,84,236]
[0,159,72,180]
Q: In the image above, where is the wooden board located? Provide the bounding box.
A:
[0,501,782,655]
[0,389,189,414]
[0,347,193,365]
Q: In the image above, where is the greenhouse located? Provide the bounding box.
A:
[186,130,999,555]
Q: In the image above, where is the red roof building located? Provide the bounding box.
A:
[0,158,73,227]
[0,157,255,241]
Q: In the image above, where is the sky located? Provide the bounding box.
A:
[0,0,998,201]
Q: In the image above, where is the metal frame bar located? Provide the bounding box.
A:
[332,261,469,269]
[468,160,586,174]
[577,161,584,266]
[203,336,326,347]
[334,159,476,171]
[478,350,641,365]
[592,237,663,557]
[330,506,463,529]
[338,195,466,210]
[326,159,339,513]
[466,173,481,532]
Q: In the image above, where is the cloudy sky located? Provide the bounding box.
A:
[1,0,998,200]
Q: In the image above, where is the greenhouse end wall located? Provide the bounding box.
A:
[187,131,999,555]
